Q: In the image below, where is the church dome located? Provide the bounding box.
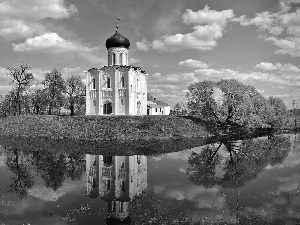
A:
[106,31,130,49]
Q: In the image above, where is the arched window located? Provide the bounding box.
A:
[103,102,113,114]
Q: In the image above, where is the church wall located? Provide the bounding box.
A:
[86,70,100,115]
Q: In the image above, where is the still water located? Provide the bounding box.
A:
[0,134,299,225]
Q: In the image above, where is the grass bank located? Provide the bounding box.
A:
[0,115,210,141]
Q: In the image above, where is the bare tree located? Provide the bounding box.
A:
[6,62,34,115]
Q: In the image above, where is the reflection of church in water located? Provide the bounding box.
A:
[86,154,147,224]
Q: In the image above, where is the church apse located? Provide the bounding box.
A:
[85,154,147,224]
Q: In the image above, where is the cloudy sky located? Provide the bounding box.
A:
[0,0,299,108]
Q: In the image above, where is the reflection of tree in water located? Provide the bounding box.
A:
[291,133,300,153]
[4,147,85,197]
[31,151,85,191]
[187,135,291,189]
[5,148,34,198]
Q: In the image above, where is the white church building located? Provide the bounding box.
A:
[85,23,147,115]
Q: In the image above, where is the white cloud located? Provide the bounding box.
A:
[129,58,140,64]
[152,23,224,51]
[0,0,77,40]
[28,178,83,202]
[0,0,77,21]
[136,38,151,51]
[140,6,235,52]
[255,62,277,70]
[178,59,210,69]
[13,33,92,53]
[266,36,300,57]
[256,62,300,72]
[182,6,234,27]
[153,182,226,210]
[236,0,300,57]
[12,33,105,65]
[0,19,36,40]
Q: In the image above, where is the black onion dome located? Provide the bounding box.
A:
[106,31,130,49]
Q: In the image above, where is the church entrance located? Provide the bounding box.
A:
[103,102,112,114]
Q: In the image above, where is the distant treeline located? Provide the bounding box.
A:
[0,62,85,117]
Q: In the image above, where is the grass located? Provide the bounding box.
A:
[0,114,210,141]
[0,114,213,155]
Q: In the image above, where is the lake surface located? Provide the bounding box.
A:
[0,133,299,225]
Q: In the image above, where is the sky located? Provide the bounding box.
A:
[0,0,299,109]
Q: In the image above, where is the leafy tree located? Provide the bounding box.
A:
[23,84,48,115]
[186,79,271,129]
[172,102,188,115]
[42,68,65,115]
[6,62,34,115]
[64,75,86,116]
[265,96,287,129]
[0,92,15,117]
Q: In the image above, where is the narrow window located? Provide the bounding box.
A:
[121,76,125,88]
[120,53,123,65]
[119,202,124,213]
[113,202,116,211]
[113,53,116,64]
[92,178,96,188]
[121,99,124,105]
[122,181,125,192]
[107,78,111,88]
[107,179,111,190]
[130,85,132,92]
[155,108,157,112]
[92,79,96,89]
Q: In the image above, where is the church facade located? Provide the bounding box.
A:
[85,25,147,115]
